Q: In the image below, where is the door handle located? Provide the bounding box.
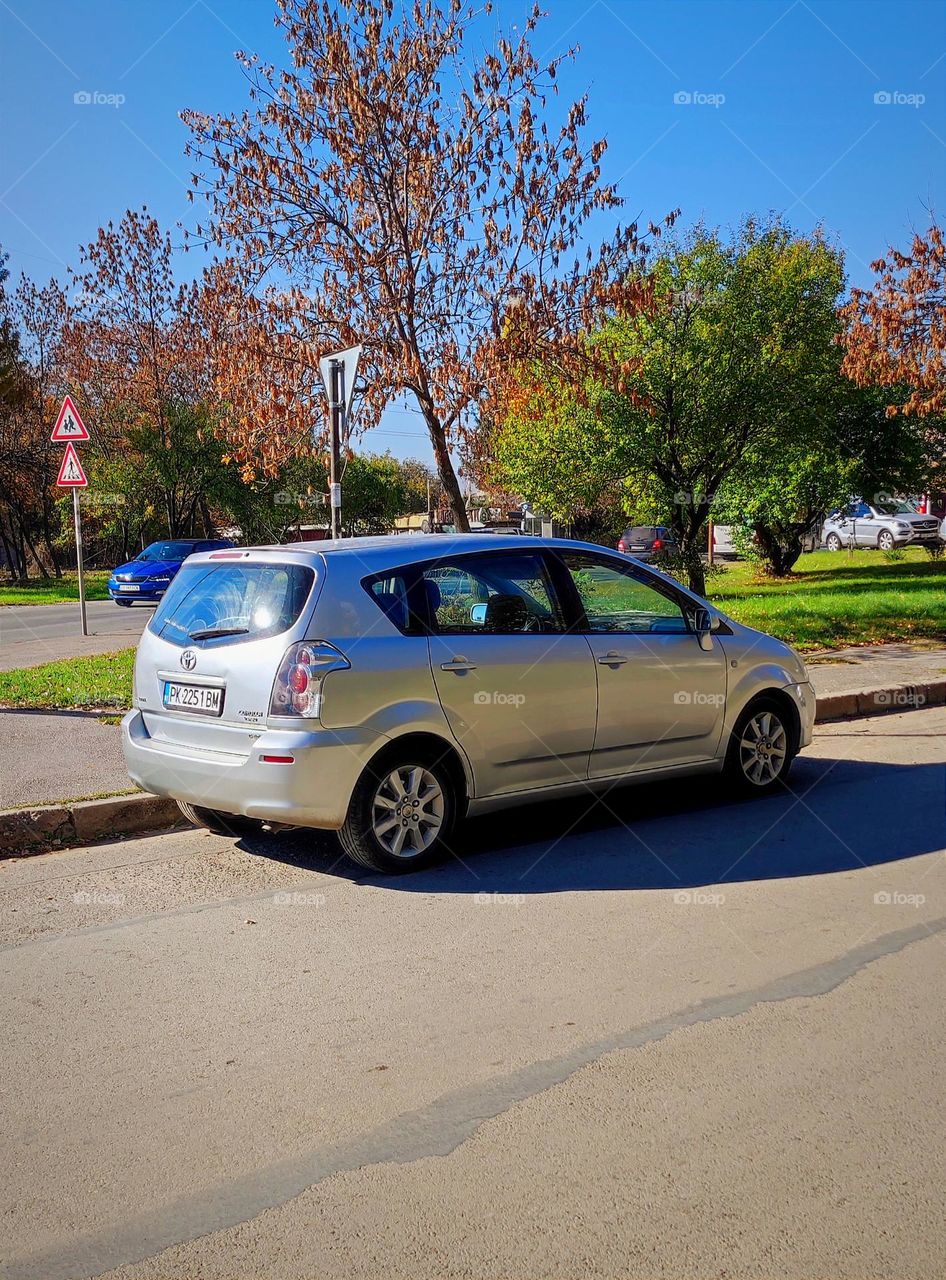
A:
[597,651,628,666]
[441,657,478,672]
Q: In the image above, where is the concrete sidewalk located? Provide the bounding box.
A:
[806,642,946,697]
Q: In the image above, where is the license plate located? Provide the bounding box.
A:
[163,681,224,717]
[118,584,140,592]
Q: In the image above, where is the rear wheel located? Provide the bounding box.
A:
[725,698,795,795]
[339,751,456,874]
[825,533,842,552]
[177,801,263,838]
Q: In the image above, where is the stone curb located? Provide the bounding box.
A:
[3,679,944,858]
[814,677,946,723]
[0,793,184,860]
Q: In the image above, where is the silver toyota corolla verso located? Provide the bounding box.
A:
[122,535,815,873]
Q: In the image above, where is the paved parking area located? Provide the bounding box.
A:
[1,709,944,1279]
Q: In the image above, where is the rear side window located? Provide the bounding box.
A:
[362,570,424,635]
[149,562,314,647]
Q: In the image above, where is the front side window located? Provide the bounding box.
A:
[422,552,565,635]
[150,561,314,647]
[561,552,689,635]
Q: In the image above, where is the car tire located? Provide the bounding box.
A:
[177,801,263,838]
[877,530,895,551]
[825,533,842,552]
[724,697,796,796]
[338,748,456,874]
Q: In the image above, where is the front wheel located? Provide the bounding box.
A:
[825,533,842,552]
[725,699,795,795]
[339,753,456,874]
[877,530,895,551]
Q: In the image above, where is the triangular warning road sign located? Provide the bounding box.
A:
[56,442,88,487]
[51,395,89,442]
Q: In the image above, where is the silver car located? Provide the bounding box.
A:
[822,499,942,551]
[122,536,815,873]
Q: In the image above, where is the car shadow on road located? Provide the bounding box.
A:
[240,752,945,894]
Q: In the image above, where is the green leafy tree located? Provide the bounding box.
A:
[492,219,845,594]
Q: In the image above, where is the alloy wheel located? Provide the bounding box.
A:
[371,765,445,858]
[738,710,788,786]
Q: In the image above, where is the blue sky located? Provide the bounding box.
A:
[1,0,942,462]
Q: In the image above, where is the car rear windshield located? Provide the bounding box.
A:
[149,561,315,647]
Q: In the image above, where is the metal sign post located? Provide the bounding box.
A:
[329,359,343,540]
[53,404,90,636]
[73,488,88,636]
[318,345,362,541]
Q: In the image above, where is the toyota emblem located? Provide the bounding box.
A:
[180,649,197,671]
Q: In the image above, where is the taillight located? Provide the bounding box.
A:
[617,539,626,552]
[652,538,663,551]
[269,642,350,718]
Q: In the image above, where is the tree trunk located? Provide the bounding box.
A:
[668,501,708,596]
[753,524,803,576]
[420,403,469,532]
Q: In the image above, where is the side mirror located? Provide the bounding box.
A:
[694,606,714,651]
[469,602,487,625]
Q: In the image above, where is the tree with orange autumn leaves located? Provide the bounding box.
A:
[182,0,668,529]
[841,220,946,430]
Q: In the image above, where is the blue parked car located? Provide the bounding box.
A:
[108,538,234,606]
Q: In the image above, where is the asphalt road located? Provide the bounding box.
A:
[0,600,150,672]
[1,708,944,1280]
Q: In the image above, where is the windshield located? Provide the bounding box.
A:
[137,541,198,562]
[874,500,917,516]
[149,561,315,647]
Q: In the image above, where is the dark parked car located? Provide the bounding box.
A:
[617,526,678,561]
[108,538,234,606]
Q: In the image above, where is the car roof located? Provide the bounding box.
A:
[211,532,653,566]
[180,534,705,603]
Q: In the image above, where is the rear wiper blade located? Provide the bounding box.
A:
[188,626,250,640]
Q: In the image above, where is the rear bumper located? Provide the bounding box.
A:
[121,709,386,829]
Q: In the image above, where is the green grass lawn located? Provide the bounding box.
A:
[0,570,111,606]
[0,649,134,710]
[707,547,946,651]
